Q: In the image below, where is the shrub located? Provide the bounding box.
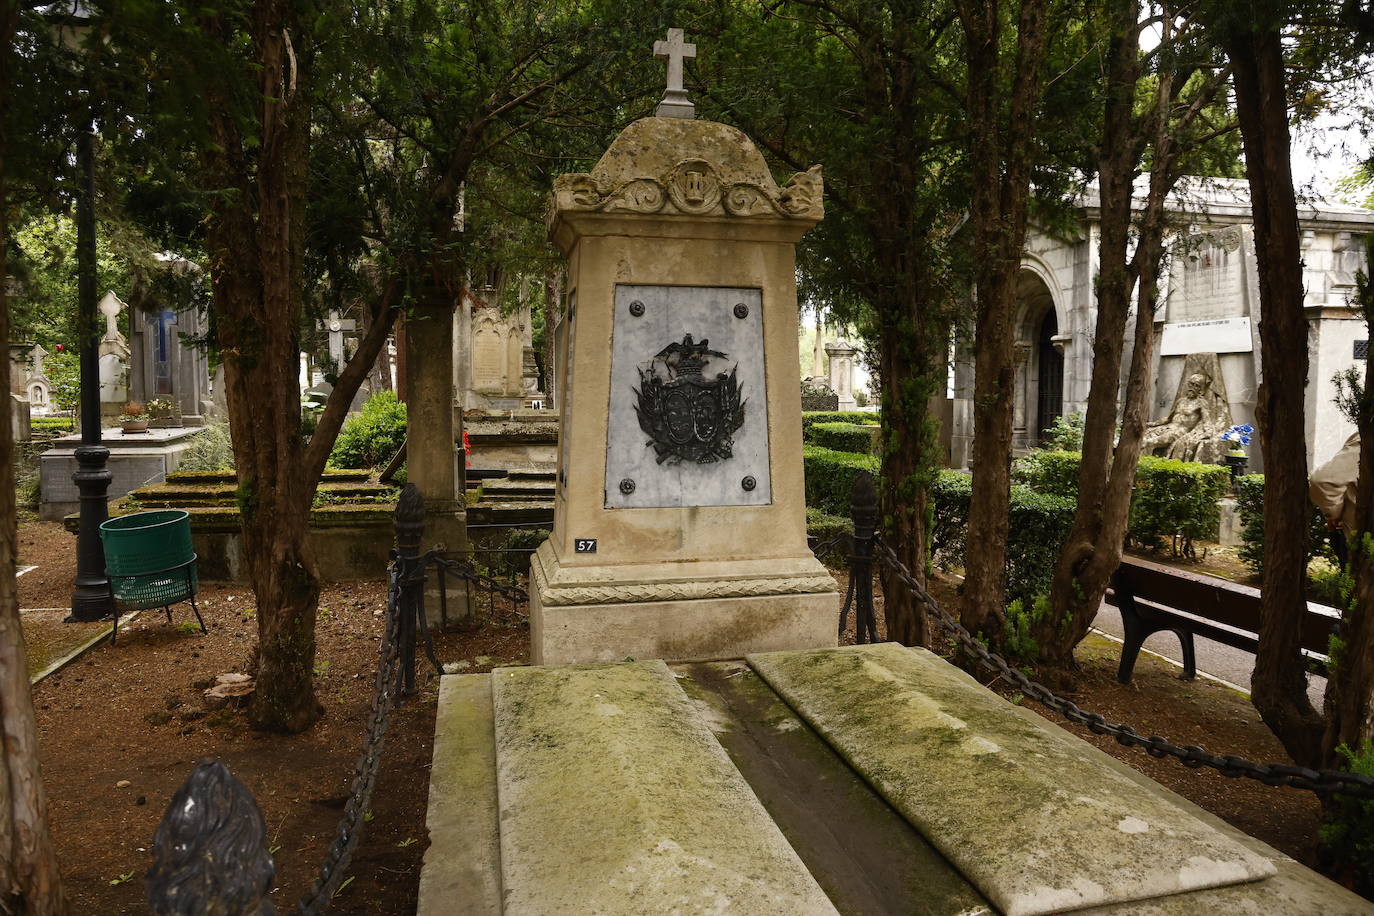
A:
[801,410,879,441]
[30,416,74,433]
[1011,450,1081,499]
[177,421,235,472]
[806,507,852,568]
[1040,412,1085,451]
[1318,741,1374,898]
[930,470,972,567]
[1234,473,1330,572]
[1309,557,1353,608]
[802,445,878,517]
[1127,456,1231,556]
[42,349,82,413]
[926,470,1074,608]
[810,421,876,455]
[1005,486,1077,606]
[328,391,407,469]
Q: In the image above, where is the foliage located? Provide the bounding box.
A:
[1011,450,1082,498]
[177,422,235,472]
[29,416,73,433]
[801,446,878,517]
[1318,741,1374,897]
[1332,366,1365,425]
[1127,457,1232,557]
[809,421,876,455]
[806,507,852,568]
[1039,412,1084,452]
[146,397,175,419]
[1003,595,1054,664]
[328,392,407,470]
[801,411,879,440]
[1234,474,1331,572]
[1308,557,1354,609]
[927,471,1075,609]
[41,348,81,413]
[929,470,972,567]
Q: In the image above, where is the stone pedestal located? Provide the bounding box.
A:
[825,339,858,411]
[533,116,838,665]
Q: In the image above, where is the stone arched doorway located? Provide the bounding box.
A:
[1012,268,1065,449]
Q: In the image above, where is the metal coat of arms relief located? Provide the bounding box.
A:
[634,334,746,464]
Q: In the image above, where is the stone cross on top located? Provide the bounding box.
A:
[653,28,696,119]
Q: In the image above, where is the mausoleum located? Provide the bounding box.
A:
[946,179,1374,470]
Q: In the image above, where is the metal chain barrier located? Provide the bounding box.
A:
[428,551,531,605]
[297,553,410,914]
[872,535,1374,800]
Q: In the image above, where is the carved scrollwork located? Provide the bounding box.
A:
[602,178,667,214]
[553,159,823,220]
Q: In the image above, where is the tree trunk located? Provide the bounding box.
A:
[875,296,938,647]
[1,2,67,901]
[1324,233,1374,765]
[959,0,1050,640]
[1226,18,1324,766]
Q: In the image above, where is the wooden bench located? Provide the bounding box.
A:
[1105,555,1342,684]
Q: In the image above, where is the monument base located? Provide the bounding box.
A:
[529,540,838,665]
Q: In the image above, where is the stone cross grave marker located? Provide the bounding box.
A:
[319,309,356,369]
[653,27,696,119]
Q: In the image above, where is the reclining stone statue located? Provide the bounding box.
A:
[1141,355,1232,464]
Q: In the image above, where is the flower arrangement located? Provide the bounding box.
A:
[1220,424,1255,454]
[121,401,147,420]
[146,397,176,419]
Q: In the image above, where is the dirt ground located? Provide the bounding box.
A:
[16,521,1334,912]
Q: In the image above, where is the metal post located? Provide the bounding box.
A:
[69,92,111,622]
[849,471,879,644]
[394,483,426,695]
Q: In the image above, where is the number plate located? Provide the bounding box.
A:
[574,538,598,554]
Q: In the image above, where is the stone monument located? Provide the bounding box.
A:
[1142,352,1232,464]
[97,291,130,417]
[825,338,858,411]
[129,301,212,425]
[531,31,838,665]
[22,344,52,414]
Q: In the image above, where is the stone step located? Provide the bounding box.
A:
[480,478,555,498]
[132,479,395,507]
[505,469,556,481]
[489,660,838,915]
[465,502,554,526]
[748,643,1276,916]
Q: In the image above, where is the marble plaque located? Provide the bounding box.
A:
[1159,316,1253,356]
[1167,226,1250,323]
[605,285,770,508]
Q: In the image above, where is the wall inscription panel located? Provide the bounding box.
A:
[604,284,771,508]
[1167,226,1251,324]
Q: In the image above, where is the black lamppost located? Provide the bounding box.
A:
[47,1,111,621]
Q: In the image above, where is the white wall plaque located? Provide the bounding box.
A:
[1159,316,1253,356]
[605,284,770,508]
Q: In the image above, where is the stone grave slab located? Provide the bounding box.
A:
[418,675,501,916]
[748,643,1275,916]
[489,659,837,915]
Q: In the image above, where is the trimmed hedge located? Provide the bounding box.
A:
[806,507,852,568]
[802,445,879,517]
[1016,450,1234,558]
[802,410,880,441]
[1234,473,1329,572]
[810,421,877,455]
[1011,450,1081,498]
[802,450,1074,607]
[1128,456,1231,555]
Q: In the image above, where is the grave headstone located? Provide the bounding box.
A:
[826,338,858,411]
[24,344,52,415]
[532,31,837,664]
[97,291,130,412]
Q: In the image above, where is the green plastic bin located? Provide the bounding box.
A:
[99,510,198,610]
